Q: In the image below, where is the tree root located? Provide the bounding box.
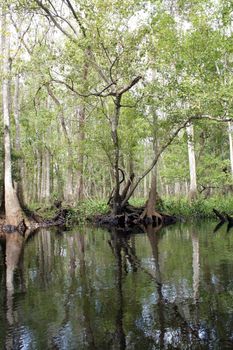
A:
[1,203,69,237]
[93,204,177,228]
[140,207,163,225]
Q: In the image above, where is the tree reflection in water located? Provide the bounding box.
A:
[50,231,97,349]
[3,229,34,350]
[1,223,233,349]
[107,225,203,349]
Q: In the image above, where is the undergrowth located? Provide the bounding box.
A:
[28,195,233,224]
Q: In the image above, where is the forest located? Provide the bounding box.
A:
[0,0,233,230]
[1,1,233,349]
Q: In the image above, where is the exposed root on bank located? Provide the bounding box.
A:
[93,203,177,229]
[0,202,69,239]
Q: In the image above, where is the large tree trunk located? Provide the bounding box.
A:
[186,122,197,200]
[140,168,162,224]
[140,124,162,224]
[1,8,24,226]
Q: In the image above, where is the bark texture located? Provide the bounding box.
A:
[1,8,24,226]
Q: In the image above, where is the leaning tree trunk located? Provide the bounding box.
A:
[1,8,24,226]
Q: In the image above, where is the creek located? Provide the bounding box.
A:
[0,220,233,349]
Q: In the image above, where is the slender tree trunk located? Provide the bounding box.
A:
[36,150,42,202]
[77,105,85,201]
[144,175,147,198]
[13,74,25,206]
[186,123,197,200]
[174,182,180,196]
[41,148,50,203]
[45,150,50,200]
[228,122,233,177]
[77,58,89,201]
[1,8,23,225]
[111,95,121,215]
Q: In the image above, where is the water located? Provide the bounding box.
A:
[1,221,233,349]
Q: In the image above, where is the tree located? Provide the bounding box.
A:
[186,122,197,200]
[1,5,24,226]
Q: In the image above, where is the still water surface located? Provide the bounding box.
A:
[1,221,233,349]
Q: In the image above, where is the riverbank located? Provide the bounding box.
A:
[28,195,233,225]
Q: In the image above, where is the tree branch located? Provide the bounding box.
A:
[118,76,142,96]
[9,12,33,56]
[34,0,76,42]
[52,77,116,97]
[64,0,86,37]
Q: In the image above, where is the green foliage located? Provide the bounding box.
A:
[31,196,233,223]
[2,0,233,209]
[163,196,233,218]
[67,200,110,224]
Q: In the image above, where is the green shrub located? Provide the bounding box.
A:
[162,195,233,218]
